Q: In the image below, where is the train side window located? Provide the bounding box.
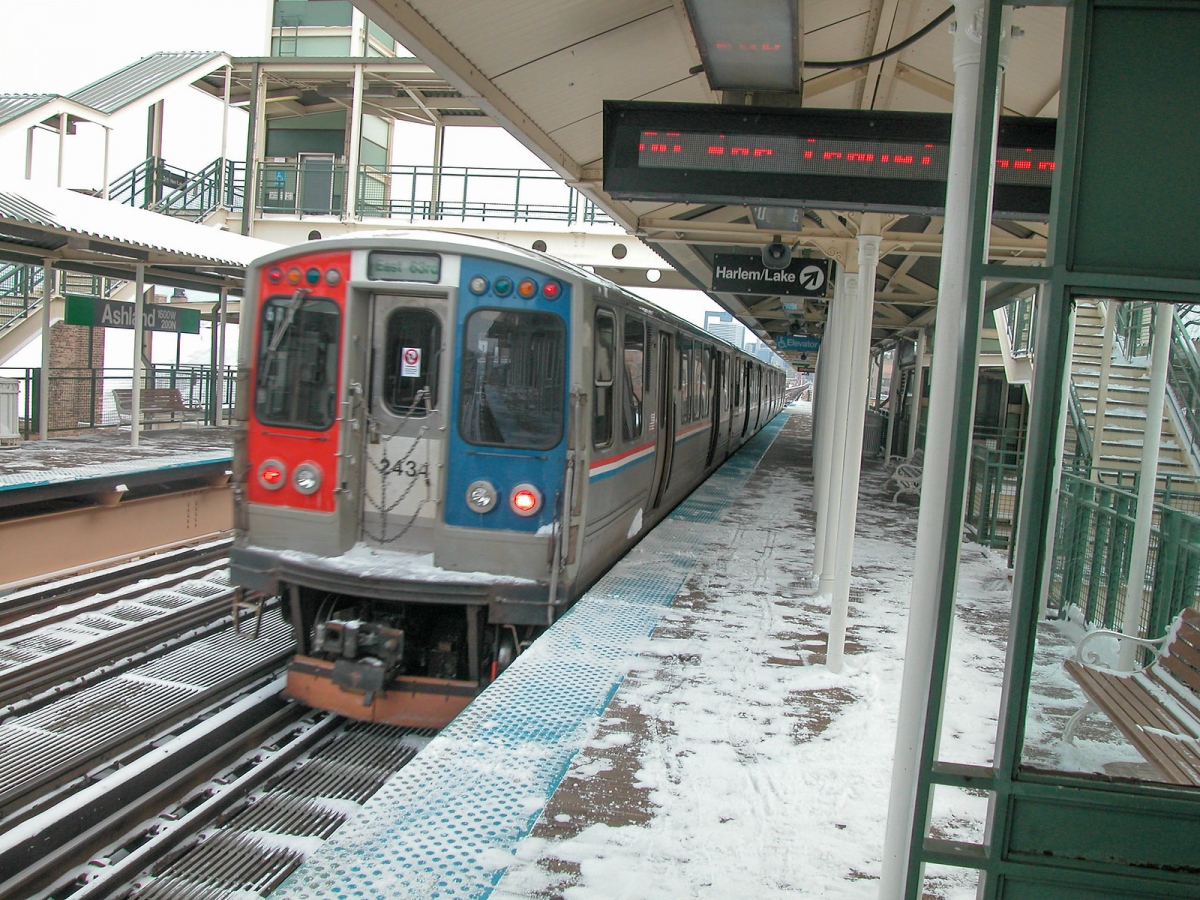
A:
[383,308,440,417]
[593,309,615,447]
[622,315,645,441]
[678,335,692,423]
[254,294,341,430]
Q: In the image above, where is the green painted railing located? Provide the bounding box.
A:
[1005,293,1036,358]
[965,442,1024,553]
[1065,379,1093,475]
[355,165,613,225]
[0,363,236,436]
[0,268,122,334]
[1115,299,1153,360]
[1168,305,1200,454]
[1048,473,1200,641]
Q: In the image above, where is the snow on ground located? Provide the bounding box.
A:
[493,403,1133,900]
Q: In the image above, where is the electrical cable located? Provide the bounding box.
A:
[802,6,955,70]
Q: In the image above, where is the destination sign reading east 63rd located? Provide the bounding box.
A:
[712,254,829,297]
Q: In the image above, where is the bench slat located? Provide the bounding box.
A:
[1063,659,1200,786]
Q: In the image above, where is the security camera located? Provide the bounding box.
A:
[761,238,792,270]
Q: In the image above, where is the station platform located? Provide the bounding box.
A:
[272,403,1084,899]
[0,427,233,509]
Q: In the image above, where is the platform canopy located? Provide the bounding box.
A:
[0,178,279,292]
[354,1,1066,357]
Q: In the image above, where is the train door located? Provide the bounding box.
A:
[649,330,674,510]
[741,362,753,437]
[363,293,447,549]
[705,349,723,468]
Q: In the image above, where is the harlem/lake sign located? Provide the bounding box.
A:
[65,295,201,334]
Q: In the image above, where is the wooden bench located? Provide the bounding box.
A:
[112,388,204,428]
[1063,607,1200,785]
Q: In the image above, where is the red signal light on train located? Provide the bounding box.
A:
[267,267,283,284]
[510,484,542,516]
[258,459,286,491]
[541,280,561,300]
[517,279,537,298]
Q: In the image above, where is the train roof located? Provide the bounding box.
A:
[253,230,767,363]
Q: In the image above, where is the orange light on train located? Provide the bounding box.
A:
[517,278,537,298]
[286,266,303,285]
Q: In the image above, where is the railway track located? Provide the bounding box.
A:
[0,552,436,899]
[0,538,233,631]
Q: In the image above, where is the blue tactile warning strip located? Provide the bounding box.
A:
[273,412,789,900]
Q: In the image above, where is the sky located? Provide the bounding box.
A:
[0,0,730,368]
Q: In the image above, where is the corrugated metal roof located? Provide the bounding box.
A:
[0,191,57,228]
[0,179,279,267]
[67,51,224,115]
[0,94,56,127]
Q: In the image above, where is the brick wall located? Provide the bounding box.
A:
[48,323,105,430]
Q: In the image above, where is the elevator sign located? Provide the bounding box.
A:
[64,295,201,333]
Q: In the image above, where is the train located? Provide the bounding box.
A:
[230,231,786,727]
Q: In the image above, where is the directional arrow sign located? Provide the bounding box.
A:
[711,254,830,298]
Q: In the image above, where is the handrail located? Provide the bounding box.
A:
[1066,378,1093,472]
[1005,294,1036,359]
[1114,300,1153,361]
[1167,305,1200,456]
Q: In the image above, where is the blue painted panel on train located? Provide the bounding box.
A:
[445,255,571,532]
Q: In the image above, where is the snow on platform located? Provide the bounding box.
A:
[0,427,232,493]
[271,404,1124,900]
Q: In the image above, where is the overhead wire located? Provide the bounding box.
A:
[802,6,955,71]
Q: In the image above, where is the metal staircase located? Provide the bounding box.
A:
[108,156,242,222]
[1068,299,1200,486]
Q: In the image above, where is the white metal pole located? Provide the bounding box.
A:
[25,126,35,180]
[820,271,859,590]
[346,62,365,218]
[885,342,903,461]
[132,265,146,448]
[39,259,53,441]
[218,65,231,207]
[880,0,1005,891]
[811,270,843,584]
[906,328,927,457]
[1091,300,1117,480]
[430,123,445,219]
[56,113,67,188]
[215,287,228,425]
[1038,300,1076,618]
[101,126,111,199]
[1119,302,1173,669]
[828,234,881,673]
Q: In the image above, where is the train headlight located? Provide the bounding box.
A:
[466,480,497,512]
[510,484,542,516]
[258,459,287,491]
[292,462,323,495]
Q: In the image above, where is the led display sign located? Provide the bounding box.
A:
[604,101,1057,219]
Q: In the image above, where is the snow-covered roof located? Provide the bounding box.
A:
[0,178,280,270]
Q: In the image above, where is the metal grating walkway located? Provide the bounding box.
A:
[274,412,789,900]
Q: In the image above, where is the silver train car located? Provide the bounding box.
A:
[231,232,785,726]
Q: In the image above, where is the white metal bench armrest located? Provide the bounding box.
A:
[1072,628,1170,667]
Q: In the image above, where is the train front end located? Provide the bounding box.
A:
[232,234,576,727]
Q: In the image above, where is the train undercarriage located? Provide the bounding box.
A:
[279,583,544,727]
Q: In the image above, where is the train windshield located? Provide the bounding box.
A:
[458,309,565,450]
[254,293,340,430]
